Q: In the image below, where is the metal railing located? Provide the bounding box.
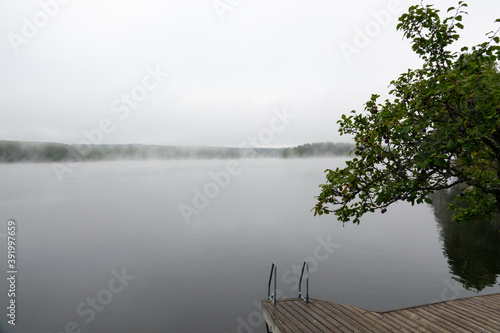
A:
[298,261,309,303]
[267,262,277,305]
[267,261,309,306]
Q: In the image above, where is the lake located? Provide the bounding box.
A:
[0,158,499,333]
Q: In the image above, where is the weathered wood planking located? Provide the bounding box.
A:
[261,293,500,333]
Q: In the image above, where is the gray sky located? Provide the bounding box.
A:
[1,0,499,147]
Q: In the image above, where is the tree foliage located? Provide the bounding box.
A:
[314,2,500,223]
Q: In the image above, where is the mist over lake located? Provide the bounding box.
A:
[0,158,499,333]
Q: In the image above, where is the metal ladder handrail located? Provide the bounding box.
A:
[267,262,277,305]
[298,261,309,303]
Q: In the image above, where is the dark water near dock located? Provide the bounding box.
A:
[0,158,499,332]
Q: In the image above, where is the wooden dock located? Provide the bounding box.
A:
[262,293,500,332]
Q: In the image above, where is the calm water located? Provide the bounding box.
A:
[0,158,499,333]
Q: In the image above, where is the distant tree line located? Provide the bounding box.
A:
[0,140,355,163]
[0,141,72,162]
[283,142,355,158]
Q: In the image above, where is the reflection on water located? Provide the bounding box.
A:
[430,186,500,291]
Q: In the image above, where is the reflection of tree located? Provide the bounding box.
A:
[430,186,500,291]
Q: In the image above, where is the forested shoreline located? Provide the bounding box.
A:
[0,141,355,163]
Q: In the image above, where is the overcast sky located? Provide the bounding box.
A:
[1,0,499,147]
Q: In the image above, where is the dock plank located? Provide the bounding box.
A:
[279,301,325,332]
[432,301,500,332]
[262,293,500,333]
[327,303,389,333]
[406,306,471,333]
[428,302,498,332]
[291,299,346,333]
[312,299,365,333]
[382,311,434,333]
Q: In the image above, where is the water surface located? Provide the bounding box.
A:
[0,158,498,332]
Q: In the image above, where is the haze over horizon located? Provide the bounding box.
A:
[1,0,499,147]
[0,138,355,149]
